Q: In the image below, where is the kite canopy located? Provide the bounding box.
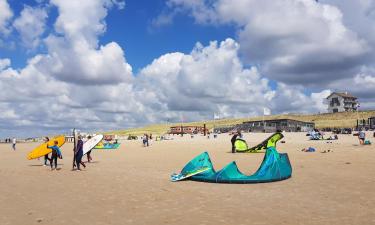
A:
[236,132,284,153]
[178,146,292,184]
[234,138,248,152]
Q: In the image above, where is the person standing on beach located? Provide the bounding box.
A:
[358,129,366,145]
[231,131,240,153]
[47,140,62,170]
[143,134,149,147]
[75,136,86,171]
[43,137,51,166]
[12,137,16,150]
[86,136,93,163]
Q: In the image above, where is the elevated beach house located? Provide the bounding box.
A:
[326,92,358,113]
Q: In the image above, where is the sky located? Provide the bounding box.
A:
[0,0,374,138]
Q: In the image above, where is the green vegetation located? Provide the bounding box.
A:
[105,110,375,136]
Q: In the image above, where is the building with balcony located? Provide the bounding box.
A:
[326,92,358,113]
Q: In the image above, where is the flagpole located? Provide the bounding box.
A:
[356,102,360,130]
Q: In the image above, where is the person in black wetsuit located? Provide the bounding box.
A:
[47,140,62,170]
[75,136,86,171]
[231,131,240,153]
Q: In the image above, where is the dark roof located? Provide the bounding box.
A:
[326,92,357,99]
[243,118,314,125]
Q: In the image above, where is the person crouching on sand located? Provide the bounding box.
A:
[75,136,86,171]
[47,140,62,171]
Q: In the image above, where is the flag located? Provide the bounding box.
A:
[214,112,220,120]
[263,107,271,116]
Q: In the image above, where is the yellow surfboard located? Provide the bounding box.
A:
[27,135,66,160]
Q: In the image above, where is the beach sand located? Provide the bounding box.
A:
[0,132,374,225]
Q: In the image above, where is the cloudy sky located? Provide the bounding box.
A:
[0,0,374,138]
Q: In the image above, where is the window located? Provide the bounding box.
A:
[330,97,340,106]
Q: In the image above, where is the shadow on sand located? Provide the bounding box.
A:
[29,163,64,167]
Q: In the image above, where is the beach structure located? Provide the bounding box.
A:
[104,134,116,141]
[213,125,238,134]
[65,135,74,143]
[357,117,375,130]
[240,119,314,132]
[370,117,375,129]
[326,92,358,113]
[169,126,207,135]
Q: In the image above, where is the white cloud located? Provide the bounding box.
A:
[0,58,10,70]
[0,0,339,138]
[162,0,369,86]
[39,0,132,85]
[0,0,135,137]
[13,6,48,49]
[137,38,327,122]
[0,0,13,35]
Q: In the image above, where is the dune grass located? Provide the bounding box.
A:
[105,110,375,136]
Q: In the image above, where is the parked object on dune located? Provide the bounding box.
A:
[235,132,284,153]
[27,136,66,160]
[171,146,292,183]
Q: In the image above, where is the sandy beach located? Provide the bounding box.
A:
[1,132,374,225]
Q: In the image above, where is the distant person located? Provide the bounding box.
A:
[44,137,51,166]
[231,131,240,153]
[149,134,152,145]
[358,129,366,145]
[12,137,16,150]
[47,140,62,170]
[75,136,86,171]
[143,134,149,147]
[86,136,92,163]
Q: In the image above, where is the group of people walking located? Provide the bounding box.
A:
[43,135,93,171]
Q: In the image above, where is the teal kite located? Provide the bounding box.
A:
[173,133,292,183]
